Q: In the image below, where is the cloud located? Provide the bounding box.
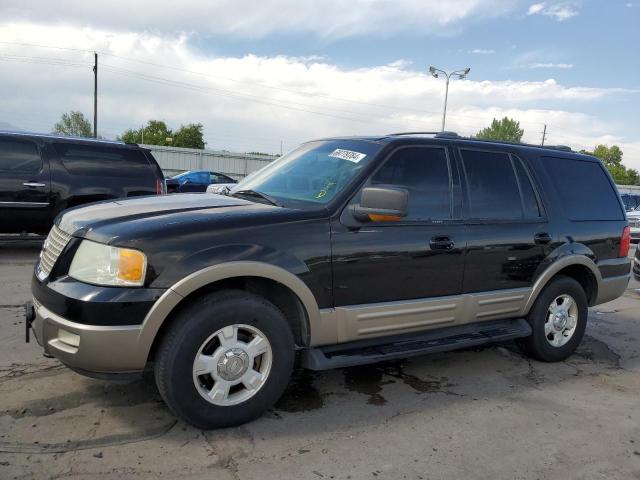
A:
[527,2,579,21]
[0,0,519,39]
[469,48,496,54]
[530,63,574,69]
[0,22,638,168]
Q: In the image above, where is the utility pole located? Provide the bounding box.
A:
[93,52,98,138]
[541,124,547,146]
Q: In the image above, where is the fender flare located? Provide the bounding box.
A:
[521,254,601,314]
[134,261,321,360]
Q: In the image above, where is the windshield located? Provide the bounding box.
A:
[230,140,382,207]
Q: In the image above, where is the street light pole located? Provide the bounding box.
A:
[429,66,470,132]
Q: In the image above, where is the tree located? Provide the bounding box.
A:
[476,117,524,143]
[173,123,205,149]
[53,111,92,137]
[581,144,639,185]
[120,120,172,146]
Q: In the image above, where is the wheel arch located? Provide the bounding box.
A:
[522,255,601,315]
[136,262,322,364]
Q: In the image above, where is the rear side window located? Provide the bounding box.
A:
[0,138,42,173]
[371,146,451,221]
[461,150,523,219]
[542,156,623,221]
[54,143,152,178]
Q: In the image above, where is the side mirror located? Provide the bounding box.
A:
[351,186,408,222]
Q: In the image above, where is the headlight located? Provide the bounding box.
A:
[69,240,147,287]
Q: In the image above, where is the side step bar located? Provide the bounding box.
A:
[301,319,532,371]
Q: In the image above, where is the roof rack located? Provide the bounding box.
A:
[385,131,572,152]
[386,131,461,138]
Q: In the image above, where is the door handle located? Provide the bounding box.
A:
[534,232,552,245]
[23,182,46,188]
[430,236,455,250]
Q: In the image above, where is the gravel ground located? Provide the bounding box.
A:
[1,242,639,480]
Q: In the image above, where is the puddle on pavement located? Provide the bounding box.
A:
[275,370,324,412]
[343,365,393,405]
[573,335,621,367]
[342,360,460,406]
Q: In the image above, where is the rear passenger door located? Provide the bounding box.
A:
[51,143,157,212]
[0,136,51,234]
[458,148,550,294]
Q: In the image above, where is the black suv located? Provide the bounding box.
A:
[0,131,165,234]
[26,133,631,429]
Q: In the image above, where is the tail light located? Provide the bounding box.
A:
[619,226,631,257]
[156,179,166,195]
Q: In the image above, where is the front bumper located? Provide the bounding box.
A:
[30,297,148,374]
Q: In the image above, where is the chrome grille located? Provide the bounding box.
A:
[37,225,72,281]
[628,218,640,228]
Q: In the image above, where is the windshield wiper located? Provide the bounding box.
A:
[231,189,282,207]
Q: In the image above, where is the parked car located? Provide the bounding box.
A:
[166,170,237,193]
[206,169,261,195]
[627,207,640,242]
[26,132,631,429]
[0,131,165,234]
[621,193,640,212]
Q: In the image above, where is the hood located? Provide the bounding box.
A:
[57,193,269,238]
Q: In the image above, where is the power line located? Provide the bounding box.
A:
[0,40,548,128]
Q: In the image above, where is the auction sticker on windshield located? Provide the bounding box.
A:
[328,149,367,163]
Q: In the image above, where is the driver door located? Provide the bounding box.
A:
[331,145,467,342]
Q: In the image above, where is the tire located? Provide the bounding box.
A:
[517,275,588,362]
[154,289,295,429]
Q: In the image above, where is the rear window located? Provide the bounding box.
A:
[0,137,42,173]
[54,143,152,178]
[542,156,623,221]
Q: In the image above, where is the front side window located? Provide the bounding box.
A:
[231,140,382,207]
[371,147,451,221]
[461,150,523,220]
[0,138,42,173]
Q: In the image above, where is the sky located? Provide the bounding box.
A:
[0,0,639,167]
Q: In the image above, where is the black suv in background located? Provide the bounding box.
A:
[26,132,631,429]
[0,131,165,234]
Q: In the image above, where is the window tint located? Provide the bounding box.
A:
[513,157,541,218]
[0,138,42,173]
[371,147,451,221]
[542,156,623,221]
[54,143,151,177]
[462,150,522,219]
[211,173,232,184]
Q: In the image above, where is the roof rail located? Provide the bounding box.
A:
[386,131,442,136]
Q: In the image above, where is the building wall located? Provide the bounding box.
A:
[143,144,277,180]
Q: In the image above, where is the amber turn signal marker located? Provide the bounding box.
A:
[368,213,402,222]
[118,249,146,282]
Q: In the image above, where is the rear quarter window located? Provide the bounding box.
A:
[54,143,153,178]
[542,156,623,221]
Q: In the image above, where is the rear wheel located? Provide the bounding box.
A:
[517,276,588,362]
[154,290,295,429]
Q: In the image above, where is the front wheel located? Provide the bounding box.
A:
[517,276,588,362]
[154,290,295,429]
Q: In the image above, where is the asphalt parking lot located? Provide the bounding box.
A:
[1,242,639,480]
